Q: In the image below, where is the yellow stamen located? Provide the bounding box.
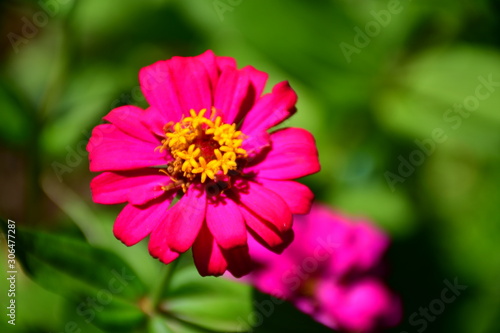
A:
[158,108,247,187]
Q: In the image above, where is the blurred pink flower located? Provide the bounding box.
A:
[246,204,401,332]
[87,50,320,277]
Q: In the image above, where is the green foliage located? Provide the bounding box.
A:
[8,223,146,331]
[165,263,254,332]
[1,0,500,332]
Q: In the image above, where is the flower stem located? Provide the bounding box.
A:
[152,258,180,309]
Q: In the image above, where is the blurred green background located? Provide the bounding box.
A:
[1,0,500,332]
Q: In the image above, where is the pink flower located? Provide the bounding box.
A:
[87,50,320,277]
[246,204,401,332]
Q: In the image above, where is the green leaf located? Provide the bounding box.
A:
[7,224,148,331]
[160,262,254,332]
[0,260,65,332]
[15,229,145,298]
[148,316,175,333]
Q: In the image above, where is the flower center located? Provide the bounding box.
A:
[158,108,247,188]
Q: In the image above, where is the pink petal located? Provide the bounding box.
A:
[87,124,168,172]
[151,246,180,266]
[241,207,292,251]
[103,105,157,142]
[194,50,218,89]
[236,180,292,233]
[163,186,207,253]
[180,50,237,94]
[242,65,268,100]
[214,66,268,125]
[168,56,213,114]
[257,179,314,215]
[206,199,247,249]
[148,225,180,265]
[91,170,169,205]
[244,241,296,299]
[139,56,213,120]
[242,131,270,159]
[214,54,237,71]
[240,81,297,134]
[140,106,169,137]
[319,279,401,332]
[147,205,182,265]
[223,245,252,278]
[139,61,182,121]
[193,222,228,276]
[198,51,243,95]
[245,127,320,180]
[114,197,173,246]
[301,209,389,277]
[201,50,236,72]
[291,205,350,260]
[349,222,390,273]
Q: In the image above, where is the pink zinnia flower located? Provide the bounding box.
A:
[246,204,401,332]
[87,50,320,277]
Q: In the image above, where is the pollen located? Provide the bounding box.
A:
[158,108,247,186]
